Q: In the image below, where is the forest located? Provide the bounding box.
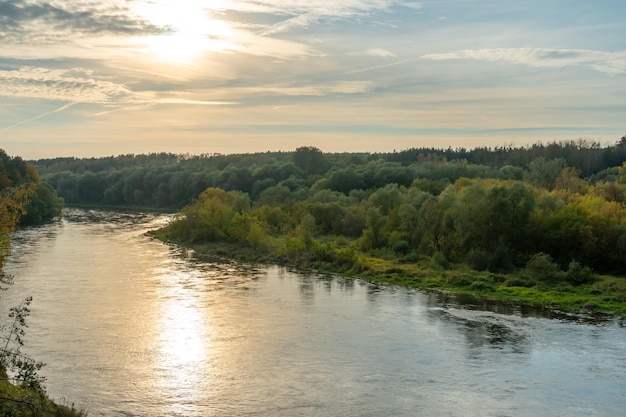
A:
[33,138,626,211]
[29,138,626,313]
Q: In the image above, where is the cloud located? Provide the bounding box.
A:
[258,12,322,36]
[218,0,421,35]
[267,81,372,95]
[215,0,412,15]
[0,0,164,44]
[0,67,131,103]
[223,26,316,58]
[0,64,241,134]
[400,1,422,10]
[0,66,238,121]
[422,48,626,74]
[216,81,372,97]
[0,101,78,133]
[92,98,238,117]
[366,48,397,57]
[344,59,410,74]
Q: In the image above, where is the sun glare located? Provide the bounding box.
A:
[132,0,234,64]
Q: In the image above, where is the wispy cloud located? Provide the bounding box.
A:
[214,0,418,15]
[0,67,131,102]
[220,0,421,35]
[0,66,239,127]
[93,98,238,117]
[423,48,626,74]
[344,59,410,74]
[365,48,397,57]
[221,27,316,58]
[0,101,77,133]
[204,81,372,98]
[249,81,372,96]
[0,67,134,103]
[258,12,322,36]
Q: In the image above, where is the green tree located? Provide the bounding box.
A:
[359,207,387,250]
[526,157,566,190]
[20,183,64,225]
[170,187,240,242]
[292,146,329,176]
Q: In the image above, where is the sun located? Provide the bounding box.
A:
[131,0,234,64]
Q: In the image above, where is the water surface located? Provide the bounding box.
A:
[3,209,625,416]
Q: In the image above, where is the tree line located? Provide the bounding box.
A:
[32,138,626,212]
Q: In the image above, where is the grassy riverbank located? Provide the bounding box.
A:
[150,228,626,317]
[0,368,85,417]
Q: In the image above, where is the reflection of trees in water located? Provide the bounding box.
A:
[298,275,315,304]
[424,292,532,354]
[366,283,383,304]
[296,273,357,304]
[425,290,587,321]
[428,307,533,356]
[461,318,529,354]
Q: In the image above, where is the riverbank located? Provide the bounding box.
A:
[149,229,626,317]
[0,371,85,417]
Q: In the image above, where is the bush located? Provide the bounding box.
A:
[278,237,307,257]
[312,241,335,262]
[431,251,449,269]
[526,252,561,282]
[334,247,357,267]
[566,260,594,286]
[400,251,420,263]
[391,239,411,255]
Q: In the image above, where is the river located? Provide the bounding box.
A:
[2,208,625,416]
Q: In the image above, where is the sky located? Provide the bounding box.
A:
[1,0,625,159]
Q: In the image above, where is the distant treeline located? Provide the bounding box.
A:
[32,138,626,211]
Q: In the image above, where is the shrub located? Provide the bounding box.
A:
[401,251,420,263]
[391,239,411,255]
[526,252,561,282]
[278,237,307,257]
[335,247,357,267]
[566,260,594,286]
[312,241,335,262]
[431,251,449,269]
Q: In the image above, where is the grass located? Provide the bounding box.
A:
[0,373,86,417]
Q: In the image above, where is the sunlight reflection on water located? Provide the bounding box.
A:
[156,281,211,416]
